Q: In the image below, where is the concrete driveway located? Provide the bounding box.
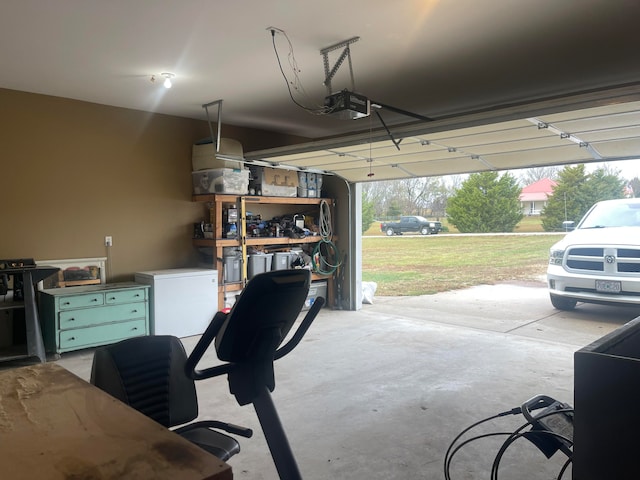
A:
[370,279,639,348]
[58,280,640,480]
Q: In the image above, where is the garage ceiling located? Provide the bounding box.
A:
[2,1,640,181]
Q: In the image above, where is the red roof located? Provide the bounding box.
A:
[521,178,557,194]
[520,178,556,202]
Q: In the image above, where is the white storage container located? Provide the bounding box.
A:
[192,168,249,195]
[298,171,308,188]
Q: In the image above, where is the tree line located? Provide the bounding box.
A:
[362,164,638,233]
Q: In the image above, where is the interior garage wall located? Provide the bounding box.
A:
[1,88,307,281]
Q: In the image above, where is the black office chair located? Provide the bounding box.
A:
[186,269,325,480]
[90,334,252,461]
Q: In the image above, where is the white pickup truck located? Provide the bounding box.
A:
[547,198,640,310]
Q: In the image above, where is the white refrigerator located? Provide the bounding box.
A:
[134,268,218,338]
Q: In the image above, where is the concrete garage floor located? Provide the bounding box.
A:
[58,281,640,480]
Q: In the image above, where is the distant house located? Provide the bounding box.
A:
[519,178,557,215]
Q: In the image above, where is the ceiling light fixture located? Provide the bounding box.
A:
[161,72,175,89]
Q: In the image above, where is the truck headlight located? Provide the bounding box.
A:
[429,222,435,227]
[549,249,565,266]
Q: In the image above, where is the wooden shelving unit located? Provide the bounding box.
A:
[193,194,335,308]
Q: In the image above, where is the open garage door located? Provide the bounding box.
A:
[246,86,640,182]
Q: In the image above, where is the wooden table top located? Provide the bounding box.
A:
[0,363,232,480]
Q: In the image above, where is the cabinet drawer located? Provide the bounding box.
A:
[59,303,147,329]
[105,288,146,304]
[58,293,104,310]
[58,319,147,351]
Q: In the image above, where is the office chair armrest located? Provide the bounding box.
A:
[174,420,253,438]
[274,296,324,361]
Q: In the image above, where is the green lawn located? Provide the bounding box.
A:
[364,215,545,236]
[362,233,563,296]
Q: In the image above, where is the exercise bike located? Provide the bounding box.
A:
[185,269,324,480]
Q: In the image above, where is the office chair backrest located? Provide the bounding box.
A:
[91,335,198,428]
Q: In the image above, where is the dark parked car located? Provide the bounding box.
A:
[380,216,442,236]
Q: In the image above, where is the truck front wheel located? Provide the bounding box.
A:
[550,294,577,311]
[420,227,430,235]
[385,228,395,236]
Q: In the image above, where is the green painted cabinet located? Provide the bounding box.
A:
[40,283,149,354]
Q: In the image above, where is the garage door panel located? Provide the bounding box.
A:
[272,151,349,166]
[434,126,556,148]
[296,157,366,171]
[468,135,570,155]
[577,125,640,143]
[394,158,492,177]
[341,157,490,181]
[336,164,412,182]
[424,119,532,140]
[331,140,445,159]
[542,101,640,123]
[590,138,640,158]
[553,111,640,134]
[485,145,595,169]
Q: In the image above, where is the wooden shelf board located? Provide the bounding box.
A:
[193,238,239,247]
[245,236,323,246]
[194,236,325,248]
[193,194,332,206]
[243,196,332,205]
[311,273,332,281]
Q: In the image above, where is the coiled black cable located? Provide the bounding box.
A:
[444,406,574,480]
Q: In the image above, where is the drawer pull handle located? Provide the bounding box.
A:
[69,337,76,341]
[131,309,138,313]
[132,327,138,331]
[109,297,116,300]
[63,302,70,305]
[68,318,75,322]
[91,298,98,302]
[134,294,140,297]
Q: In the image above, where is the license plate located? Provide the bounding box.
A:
[595,280,621,293]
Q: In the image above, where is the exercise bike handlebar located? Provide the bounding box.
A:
[186,296,325,381]
[185,310,232,381]
[275,296,324,360]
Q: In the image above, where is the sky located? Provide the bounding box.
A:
[587,159,640,180]
[437,158,640,187]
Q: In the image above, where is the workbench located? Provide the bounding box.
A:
[0,363,232,480]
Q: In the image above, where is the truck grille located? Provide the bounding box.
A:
[566,247,640,273]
